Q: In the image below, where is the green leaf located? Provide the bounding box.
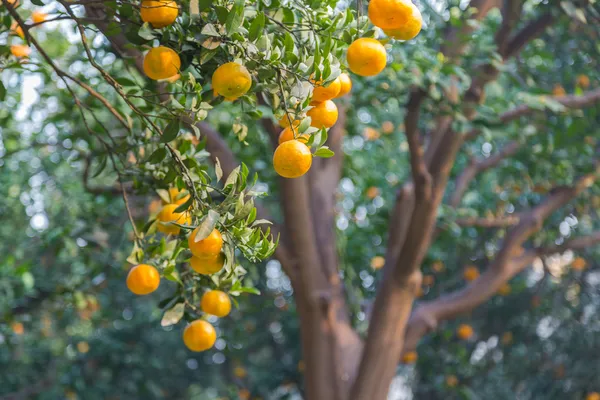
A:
[194,210,220,242]
[225,0,245,34]
[314,147,335,158]
[0,80,6,102]
[149,147,168,163]
[248,12,265,42]
[318,127,328,147]
[197,0,213,11]
[138,22,156,40]
[91,155,108,178]
[161,303,185,327]
[215,157,223,182]
[31,0,44,5]
[161,120,180,143]
[174,196,193,213]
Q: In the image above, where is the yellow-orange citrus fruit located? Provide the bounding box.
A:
[368,0,414,29]
[31,11,47,24]
[586,393,600,400]
[77,341,90,353]
[188,227,223,258]
[382,121,394,134]
[190,254,225,275]
[363,127,380,141]
[366,186,380,199]
[165,73,180,83]
[11,322,24,335]
[311,76,341,102]
[457,324,474,340]
[10,45,30,58]
[157,204,191,234]
[571,257,587,271]
[401,351,418,364]
[335,73,352,98]
[238,389,250,400]
[212,62,252,101]
[143,46,181,80]
[422,274,435,286]
[463,265,480,281]
[233,366,248,378]
[126,264,160,295]
[446,375,459,387]
[166,187,190,206]
[273,140,313,179]
[382,3,422,40]
[497,283,511,296]
[201,290,232,317]
[432,261,445,273]
[278,115,301,128]
[501,331,513,345]
[10,21,24,38]
[347,38,387,77]
[307,100,338,129]
[370,256,385,269]
[183,320,216,351]
[552,84,566,96]
[278,127,309,145]
[140,0,178,28]
[577,74,590,89]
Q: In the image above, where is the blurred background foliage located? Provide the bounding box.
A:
[1,1,599,399]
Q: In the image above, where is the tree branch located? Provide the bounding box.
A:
[503,12,554,59]
[404,90,432,199]
[453,214,522,227]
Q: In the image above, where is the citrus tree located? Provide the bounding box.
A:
[1,0,600,398]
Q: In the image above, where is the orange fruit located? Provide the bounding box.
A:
[497,283,511,296]
[311,76,341,102]
[10,45,30,58]
[577,74,590,89]
[143,46,181,80]
[126,264,160,295]
[432,261,444,273]
[31,11,47,24]
[445,375,458,387]
[457,324,474,340]
[190,254,225,275]
[11,21,24,38]
[183,320,216,351]
[212,62,252,101]
[140,0,178,28]
[370,256,385,269]
[368,0,415,29]
[401,351,418,364]
[552,84,566,96]
[366,186,380,199]
[363,127,380,141]
[238,389,250,400]
[77,341,90,353]
[335,73,352,98]
[307,100,338,128]
[422,275,434,286]
[382,3,422,40]
[273,140,313,178]
[11,322,24,335]
[571,257,587,271]
[157,204,191,234]
[166,187,190,206]
[201,290,232,317]
[188,227,223,258]
[382,121,394,134]
[278,127,309,145]
[278,115,301,128]
[233,366,247,378]
[463,265,480,282]
[586,393,600,400]
[347,38,387,77]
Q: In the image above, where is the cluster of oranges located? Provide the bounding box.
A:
[126,187,232,352]
[8,7,47,59]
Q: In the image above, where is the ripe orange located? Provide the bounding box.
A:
[10,21,24,39]
[586,393,600,400]
[463,265,480,282]
[347,38,387,77]
[31,11,47,24]
[311,76,341,102]
[201,290,232,317]
[307,100,338,128]
[552,84,566,96]
[577,74,590,89]
[278,127,309,145]
[10,45,30,58]
[457,324,474,340]
[366,186,380,199]
[157,204,191,234]
[382,3,422,40]
[497,283,511,296]
[335,73,352,98]
[363,127,380,141]
[273,140,313,178]
[401,351,418,364]
[126,264,160,295]
[571,257,587,271]
[183,320,216,352]
[140,0,178,28]
[445,375,459,387]
[212,62,252,101]
[432,261,444,273]
[382,121,394,134]
[370,256,385,269]
[166,187,190,206]
[190,254,225,275]
[143,46,181,80]
[368,0,415,29]
[233,366,247,378]
[11,322,24,335]
[278,115,301,128]
[188,227,223,258]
